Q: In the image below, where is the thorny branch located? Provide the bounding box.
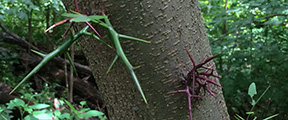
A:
[168,47,222,120]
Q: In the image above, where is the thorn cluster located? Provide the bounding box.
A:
[167,47,222,120]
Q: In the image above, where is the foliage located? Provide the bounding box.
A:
[234,82,278,120]
[0,0,66,43]
[0,105,13,120]
[199,0,288,119]
[0,46,23,86]
[0,0,66,85]
[0,98,106,120]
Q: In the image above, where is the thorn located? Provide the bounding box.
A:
[45,18,72,32]
[106,55,118,74]
[45,25,55,33]
[133,65,141,70]
[31,49,46,57]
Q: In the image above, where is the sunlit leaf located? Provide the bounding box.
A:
[24,115,38,120]
[30,104,50,109]
[80,101,86,106]
[6,98,25,107]
[79,110,104,118]
[248,82,257,98]
[70,17,90,22]
[32,110,53,119]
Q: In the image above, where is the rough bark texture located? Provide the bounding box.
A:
[62,0,229,120]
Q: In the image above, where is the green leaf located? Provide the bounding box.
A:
[30,104,50,109]
[0,14,4,20]
[226,8,241,13]
[80,101,86,106]
[70,17,90,22]
[62,13,83,18]
[88,15,106,20]
[23,0,32,4]
[62,13,90,22]
[32,110,53,119]
[0,105,13,120]
[23,105,33,114]
[64,100,78,115]
[59,113,70,119]
[79,110,104,118]
[17,11,27,19]
[248,82,257,98]
[24,115,38,120]
[54,110,61,116]
[6,98,25,107]
[29,5,40,11]
[79,108,90,112]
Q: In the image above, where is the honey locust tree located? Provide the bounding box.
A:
[61,0,230,119]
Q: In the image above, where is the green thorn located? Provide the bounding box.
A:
[119,34,151,43]
[31,49,46,57]
[133,65,141,70]
[106,55,119,74]
[130,69,147,104]
[83,32,113,48]
[70,10,81,15]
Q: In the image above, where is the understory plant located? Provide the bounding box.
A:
[234,82,278,120]
[168,47,222,120]
[0,98,105,120]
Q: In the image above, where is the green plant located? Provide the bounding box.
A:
[234,82,278,120]
[0,98,106,120]
[0,47,22,86]
[0,105,13,120]
[64,100,106,120]
[0,0,65,42]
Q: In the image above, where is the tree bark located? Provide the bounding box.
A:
[62,0,230,119]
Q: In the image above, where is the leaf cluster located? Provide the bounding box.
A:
[0,98,106,120]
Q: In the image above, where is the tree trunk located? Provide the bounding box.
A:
[62,0,230,119]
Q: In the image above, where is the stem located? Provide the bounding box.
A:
[246,86,270,120]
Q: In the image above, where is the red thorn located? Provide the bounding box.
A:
[85,22,102,38]
[45,18,72,32]
[74,0,80,12]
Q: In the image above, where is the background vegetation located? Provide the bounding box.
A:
[200,0,287,119]
[0,0,287,119]
[0,0,66,94]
